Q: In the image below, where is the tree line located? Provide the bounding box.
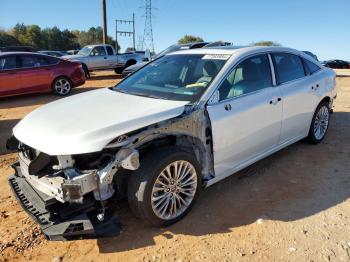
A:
[177,35,280,46]
[0,23,119,51]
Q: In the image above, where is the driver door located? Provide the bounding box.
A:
[89,46,108,69]
[207,54,283,178]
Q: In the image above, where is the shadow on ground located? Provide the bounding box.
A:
[88,74,123,81]
[0,119,20,155]
[97,111,350,253]
[0,87,100,110]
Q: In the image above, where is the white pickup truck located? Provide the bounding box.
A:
[62,44,149,76]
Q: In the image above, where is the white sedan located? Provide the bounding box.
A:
[8,46,336,239]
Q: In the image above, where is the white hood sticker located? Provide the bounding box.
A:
[202,54,231,60]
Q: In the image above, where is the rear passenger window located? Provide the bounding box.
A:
[273,53,305,84]
[18,55,44,68]
[106,46,114,56]
[0,56,16,70]
[217,54,272,101]
[303,58,321,75]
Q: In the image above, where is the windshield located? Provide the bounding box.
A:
[154,44,189,59]
[113,54,229,102]
[78,46,93,56]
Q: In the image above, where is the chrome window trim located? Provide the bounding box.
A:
[270,51,322,86]
[0,55,17,72]
[206,52,275,105]
[16,54,60,70]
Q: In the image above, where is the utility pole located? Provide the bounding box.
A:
[102,0,107,44]
[141,0,155,53]
[115,14,136,53]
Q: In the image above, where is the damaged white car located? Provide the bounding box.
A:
[7,46,336,240]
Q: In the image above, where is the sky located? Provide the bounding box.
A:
[0,0,349,61]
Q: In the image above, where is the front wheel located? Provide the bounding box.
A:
[127,147,202,227]
[307,101,330,144]
[52,77,72,96]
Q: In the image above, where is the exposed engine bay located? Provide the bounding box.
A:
[7,107,214,240]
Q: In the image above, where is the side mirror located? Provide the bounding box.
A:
[208,90,220,105]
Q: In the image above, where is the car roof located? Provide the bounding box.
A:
[169,45,303,56]
[0,51,60,57]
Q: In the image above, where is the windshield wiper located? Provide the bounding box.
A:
[129,92,169,100]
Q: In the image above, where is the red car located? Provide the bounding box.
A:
[0,52,85,98]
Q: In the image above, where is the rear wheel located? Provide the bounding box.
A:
[127,147,201,227]
[307,101,330,144]
[52,77,72,96]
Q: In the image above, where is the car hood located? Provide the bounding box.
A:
[13,88,189,155]
[62,54,85,60]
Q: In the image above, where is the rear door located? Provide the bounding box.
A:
[0,55,20,97]
[272,53,319,143]
[207,54,283,177]
[16,54,52,93]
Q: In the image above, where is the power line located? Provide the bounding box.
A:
[115,13,136,53]
[141,0,155,53]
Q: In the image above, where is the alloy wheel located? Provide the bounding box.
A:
[151,160,198,220]
[54,78,71,95]
[313,105,329,140]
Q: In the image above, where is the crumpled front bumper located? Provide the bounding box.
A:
[8,162,121,241]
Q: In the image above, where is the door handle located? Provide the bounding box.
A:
[7,71,16,74]
[312,84,320,90]
[224,104,232,111]
[269,97,282,105]
[104,57,107,59]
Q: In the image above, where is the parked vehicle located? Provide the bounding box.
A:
[321,59,350,69]
[0,52,85,98]
[7,46,336,240]
[66,50,79,55]
[38,50,67,57]
[122,41,231,77]
[0,46,36,52]
[62,44,148,77]
[302,51,319,61]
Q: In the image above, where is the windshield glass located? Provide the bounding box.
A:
[153,44,189,59]
[78,46,93,56]
[113,54,230,102]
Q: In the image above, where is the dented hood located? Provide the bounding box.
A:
[14,88,188,155]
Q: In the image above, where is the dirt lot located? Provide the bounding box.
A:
[0,70,349,262]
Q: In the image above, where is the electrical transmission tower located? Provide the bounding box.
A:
[141,0,155,53]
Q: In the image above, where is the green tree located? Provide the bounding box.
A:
[1,23,119,51]
[0,30,21,46]
[22,25,42,49]
[178,35,204,44]
[251,41,281,46]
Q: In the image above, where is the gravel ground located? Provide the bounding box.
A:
[0,70,349,262]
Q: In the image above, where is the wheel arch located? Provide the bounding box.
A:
[136,134,207,173]
[51,75,73,89]
[125,59,137,67]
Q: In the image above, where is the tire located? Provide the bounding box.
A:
[307,101,330,144]
[52,76,72,96]
[127,147,202,227]
[82,64,90,78]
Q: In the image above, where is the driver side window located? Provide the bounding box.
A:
[216,54,272,101]
[91,46,106,56]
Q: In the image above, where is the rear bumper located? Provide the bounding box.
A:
[8,162,121,241]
